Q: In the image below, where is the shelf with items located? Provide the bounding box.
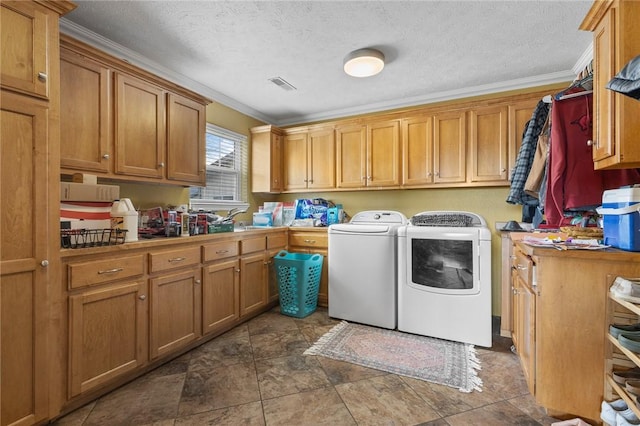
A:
[605,289,640,421]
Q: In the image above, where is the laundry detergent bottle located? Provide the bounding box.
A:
[110,198,138,242]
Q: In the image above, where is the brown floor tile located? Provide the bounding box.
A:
[249,329,310,360]
[246,311,300,335]
[256,354,332,399]
[335,374,441,425]
[262,386,356,425]
[188,335,254,372]
[174,401,265,425]
[315,356,388,385]
[178,361,260,416]
[51,402,95,425]
[443,400,542,425]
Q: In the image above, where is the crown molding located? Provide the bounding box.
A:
[572,42,594,75]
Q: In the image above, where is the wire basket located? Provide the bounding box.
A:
[61,228,128,249]
[273,250,323,318]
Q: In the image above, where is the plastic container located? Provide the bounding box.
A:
[110,198,138,242]
[596,187,640,251]
[273,250,323,318]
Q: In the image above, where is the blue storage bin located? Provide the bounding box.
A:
[273,250,323,318]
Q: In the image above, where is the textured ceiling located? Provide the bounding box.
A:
[62,1,594,126]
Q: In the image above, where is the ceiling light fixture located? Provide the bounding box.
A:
[343,48,385,78]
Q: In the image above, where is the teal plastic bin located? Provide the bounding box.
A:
[273,250,323,318]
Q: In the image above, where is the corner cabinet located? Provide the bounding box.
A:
[580,0,640,170]
[1,1,75,425]
[59,36,209,186]
[511,242,640,423]
[251,125,283,193]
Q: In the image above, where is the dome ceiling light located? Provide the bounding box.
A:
[343,48,385,78]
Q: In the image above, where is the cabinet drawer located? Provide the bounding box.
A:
[203,240,239,262]
[289,232,328,248]
[513,250,533,285]
[267,232,287,250]
[68,254,145,289]
[149,246,201,273]
[241,236,266,255]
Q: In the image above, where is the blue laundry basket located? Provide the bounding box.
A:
[273,250,323,318]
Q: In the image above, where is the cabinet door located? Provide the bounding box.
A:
[202,259,240,336]
[166,93,206,184]
[592,8,615,163]
[267,249,280,303]
[508,100,537,181]
[149,268,201,359]
[402,116,434,186]
[433,111,466,183]
[0,2,50,98]
[1,93,50,425]
[250,126,283,193]
[68,281,148,397]
[60,48,112,173]
[114,72,166,178]
[513,274,535,395]
[308,128,336,190]
[283,132,309,191]
[240,253,268,318]
[336,124,366,188]
[469,106,508,182]
[367,120,400,187]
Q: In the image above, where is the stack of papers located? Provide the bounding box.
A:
[522,236,610,250]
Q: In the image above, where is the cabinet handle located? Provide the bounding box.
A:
[304,179,308,183]
[168,257,186,263]
[235,268,240,273]
[195,279,201,284]
[501,168,506,173]
[435,172,440,177]
[139,295,146,300]
[102,154,110,159]
[427,172,432,177]
[98,267,124,275]
[587,139,593,147]
[309,179,314,183]
[516,264,528,271]
[304,239,316,244]
[512,287,518,295]
[41,259,49,267]
[216,250,229,254]
[37,72,47,82]
[159,162,165,168]
[264,260,273,265]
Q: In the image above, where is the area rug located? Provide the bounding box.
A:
[304,321,482,392]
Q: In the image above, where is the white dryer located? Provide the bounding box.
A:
[328,211,407,329]
[397,211,492,347]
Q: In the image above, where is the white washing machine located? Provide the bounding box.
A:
[328,211,407,329]
[397,211,492,347]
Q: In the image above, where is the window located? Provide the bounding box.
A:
[189,123,249,212]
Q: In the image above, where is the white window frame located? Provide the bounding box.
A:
[189,123,249,213]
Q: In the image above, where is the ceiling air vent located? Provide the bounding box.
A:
[268,77,296,91]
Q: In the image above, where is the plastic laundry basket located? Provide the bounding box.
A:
[273,250,323,318]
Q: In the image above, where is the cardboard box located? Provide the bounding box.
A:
[60,182,119,202]
[598,187,640,251]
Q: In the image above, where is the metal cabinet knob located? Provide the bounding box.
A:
[139,295,146,300]
[37,72,47,82]
[586,140,593,146]
[103,154,110,159]
[41,260,49,267]
[195,279,201,284]
[159,162,165,168]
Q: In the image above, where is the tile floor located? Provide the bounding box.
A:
[52,307,564,426]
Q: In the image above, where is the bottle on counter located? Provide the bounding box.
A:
[111,198,138,242]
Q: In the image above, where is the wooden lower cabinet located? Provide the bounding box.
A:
[202,259,240,336]
[149,268,201,359]
[239,253,268,318]
[512,243,640,423]
[68,280,148,397]
[287,229,328,307]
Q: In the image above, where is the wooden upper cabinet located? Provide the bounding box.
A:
[367,119,400,187]
[114,72,166,179]
[1,1,50,98]
[251,125,283,193]
[433,111,466,184]
[581,0,640,169]
[283,131,308,191]
[508,99,538,181]
[336,124,366,188]
[336,120,399,189]
[402,116,434,186]
[60,48,112,173]
[166,93,206,185]
[469,105,508,182]
[282,127,335,192]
